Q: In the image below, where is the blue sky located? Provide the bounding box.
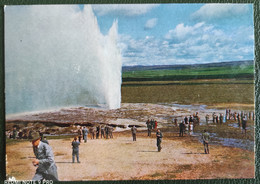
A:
[91,4,254,66]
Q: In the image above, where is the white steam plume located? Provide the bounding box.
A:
[5,5,122,114]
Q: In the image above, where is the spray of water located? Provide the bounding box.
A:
[5,5,122,114]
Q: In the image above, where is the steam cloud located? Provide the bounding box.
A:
[5,5,122,114]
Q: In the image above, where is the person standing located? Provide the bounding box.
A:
[105,125,109,139]
[189,115,193,125]
[216,115,219,124]
[189,122,194,135]
[109,127,114,138]
[156,129,163,152]
[205,114,209,124]
[154,121,158,129]
[147,121,152,137]
[202,130,210,154]
[96,125,100,139]
[12,127,17,139]
[174,117,178,126]
[89,127,95,139]
[146,119,150,129]
[237,113,241,127]
[72,137,80,163]
[78,127,83,142]
[184,116,188,124]
[82,126,89,143]
[212,112,216,123]
[242,116,247,135]
[179,121,185,137]
[131,125,137,141]
[219,114,223,124]
[30,131,58,181]
[101,126,105,139]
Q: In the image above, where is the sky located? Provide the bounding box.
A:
[91,4,254,66]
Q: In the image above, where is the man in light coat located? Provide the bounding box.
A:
[30,131,58,181]
[82,126,89,143]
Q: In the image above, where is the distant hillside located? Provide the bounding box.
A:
[122,60,254,72]
[122,60,254,82]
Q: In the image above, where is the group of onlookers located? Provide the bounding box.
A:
[145,119,158,137]
[77,125,114,143]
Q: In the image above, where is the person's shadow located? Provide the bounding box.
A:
[182,152,204,154]
[137,150,158,153]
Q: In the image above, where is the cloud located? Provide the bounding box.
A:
[192,4,250,21]
[144,18,158,30]
[119,22,254,66]
[165,22,205,41]
[92,4,159,16]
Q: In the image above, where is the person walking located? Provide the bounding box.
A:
[82,126,89,143]
[131,125,137,141]
[72,137,80,163]
[156,129,163,152]
[30,131,58,181]
[202,130,210,154]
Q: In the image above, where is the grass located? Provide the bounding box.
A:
[122,65,254,81]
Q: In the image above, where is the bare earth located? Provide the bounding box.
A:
[6,131,254,181]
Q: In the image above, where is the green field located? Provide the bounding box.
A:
[122,65,254,81]
[121,63,254,107]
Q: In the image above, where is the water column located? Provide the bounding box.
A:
[5,5,122,114]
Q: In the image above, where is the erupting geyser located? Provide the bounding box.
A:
[5,5,122,114]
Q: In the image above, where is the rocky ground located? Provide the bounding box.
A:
[6,103,230,136]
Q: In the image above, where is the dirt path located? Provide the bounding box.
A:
[6,132,254,181]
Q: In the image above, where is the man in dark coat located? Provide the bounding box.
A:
[30,131,58,181]
[179,121,185,137]
[78,127,83,142]
[105,125,109,139]
[242,116,247,135]
[96,125,100,139]
[156,129,163,152]
[101,126,105,139]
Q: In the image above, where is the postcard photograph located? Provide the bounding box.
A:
[5,3,255,181]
